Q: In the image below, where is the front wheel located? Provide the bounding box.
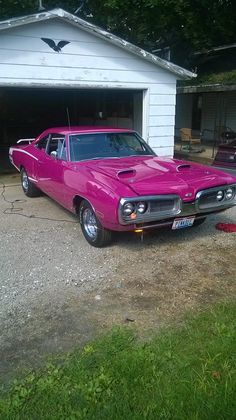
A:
[20,168,41,197]
[79,200,112,247]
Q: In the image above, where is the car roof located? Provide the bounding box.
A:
[42,126,134,135]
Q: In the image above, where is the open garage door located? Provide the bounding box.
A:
[0,87,143,172]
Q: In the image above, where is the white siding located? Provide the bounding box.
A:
[149,115,175,126]
[0,21,177,84]
[147,86,176,156]
[0,19,178,156]
[150,105,175,116]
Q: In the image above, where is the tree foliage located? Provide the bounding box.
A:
[0,0,235,67]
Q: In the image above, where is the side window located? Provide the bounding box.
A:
[35,135,50,150]
[47,134,66,160]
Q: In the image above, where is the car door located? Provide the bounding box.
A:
[47,134,68,204]
[32,134,51,194]
[39,133,68,205]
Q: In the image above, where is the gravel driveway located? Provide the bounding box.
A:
[1,173,236,384]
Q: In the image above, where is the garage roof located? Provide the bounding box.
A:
[0,8,196,80]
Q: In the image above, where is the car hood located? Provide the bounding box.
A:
[84,156,236,200]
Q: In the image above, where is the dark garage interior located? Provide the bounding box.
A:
[0,87,143,172]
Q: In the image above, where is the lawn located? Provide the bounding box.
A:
[0,302,235,419]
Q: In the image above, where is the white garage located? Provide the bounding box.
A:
[0,8,194,159]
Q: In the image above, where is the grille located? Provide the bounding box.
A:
[150,199,177,213]
[119,195,181,225]
[198,191,221,209]
[197,186,236,210]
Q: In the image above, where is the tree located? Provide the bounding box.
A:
[87,0,236,68]
[0,0,235,68]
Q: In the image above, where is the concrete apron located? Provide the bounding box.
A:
[0,172,20,186]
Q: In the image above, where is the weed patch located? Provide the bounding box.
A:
[0,302,235,419]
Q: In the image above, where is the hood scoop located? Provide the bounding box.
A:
[117,169,136,179]
[177,164,191,172]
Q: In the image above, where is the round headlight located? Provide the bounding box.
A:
[216,190,224,201]
[136,201,147,214]
[123,202,135,216]
[225,187,233,200]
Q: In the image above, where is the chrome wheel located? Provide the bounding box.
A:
[82,207,98,240]
[20,168,41,197]
[79,200,112,247]
[22,170,29,191]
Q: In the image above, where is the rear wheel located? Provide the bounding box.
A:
[20,168,40,197]
[79,200,112,247]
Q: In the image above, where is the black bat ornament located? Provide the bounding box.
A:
[41,38,70,52]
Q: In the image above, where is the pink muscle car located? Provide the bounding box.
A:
[9,126,236,247]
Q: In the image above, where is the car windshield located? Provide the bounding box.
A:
[69,132,155,161]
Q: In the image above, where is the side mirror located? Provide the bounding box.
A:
[50,151,58,159]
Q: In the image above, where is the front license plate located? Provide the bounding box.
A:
[172,217,195,230]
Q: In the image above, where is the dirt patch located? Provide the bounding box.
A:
[88,232,236,333]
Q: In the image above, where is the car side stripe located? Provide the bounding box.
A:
[28,176,38,183]
[10,148,39,161]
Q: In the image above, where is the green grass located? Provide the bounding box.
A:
[0,302,235,419]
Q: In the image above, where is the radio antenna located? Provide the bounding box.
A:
[66,107,71,128]
[38,0,45,11]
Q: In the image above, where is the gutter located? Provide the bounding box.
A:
[178,83,236,94]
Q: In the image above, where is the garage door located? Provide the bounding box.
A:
[0,87,143,171]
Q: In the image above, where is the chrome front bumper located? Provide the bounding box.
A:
[118,184,236,226]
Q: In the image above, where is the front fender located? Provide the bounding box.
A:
[83,179,122,229]
[68,167,136,229]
